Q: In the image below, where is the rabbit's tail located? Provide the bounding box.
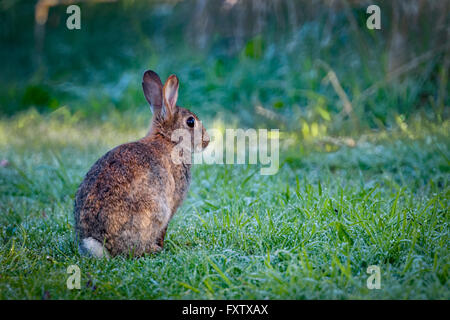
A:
[80,237,110,259]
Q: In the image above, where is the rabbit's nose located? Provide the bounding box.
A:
[202,131,210,148]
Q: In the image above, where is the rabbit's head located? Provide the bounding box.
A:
[142,70,209,153]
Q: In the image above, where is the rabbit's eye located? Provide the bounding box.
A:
[186,116,195,128]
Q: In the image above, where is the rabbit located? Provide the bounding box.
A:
[74,70,210,258]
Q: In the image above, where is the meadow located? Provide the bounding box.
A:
[0,0,448,299]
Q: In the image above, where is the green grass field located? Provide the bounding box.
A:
[0,111,448,299]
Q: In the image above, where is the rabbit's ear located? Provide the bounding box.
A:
[162,74,179,117]
[142,70,163,114]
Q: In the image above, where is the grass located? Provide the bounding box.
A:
[0,111,448,299]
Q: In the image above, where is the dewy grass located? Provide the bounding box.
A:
[0,113,448,299]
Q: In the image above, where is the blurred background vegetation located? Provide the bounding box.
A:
[0,0,448,146]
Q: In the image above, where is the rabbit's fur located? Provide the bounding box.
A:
[74,70,209,258]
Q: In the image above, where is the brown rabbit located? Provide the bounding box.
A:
[74,70,209,258]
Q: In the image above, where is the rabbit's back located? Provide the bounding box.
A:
[74,139,187,256]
